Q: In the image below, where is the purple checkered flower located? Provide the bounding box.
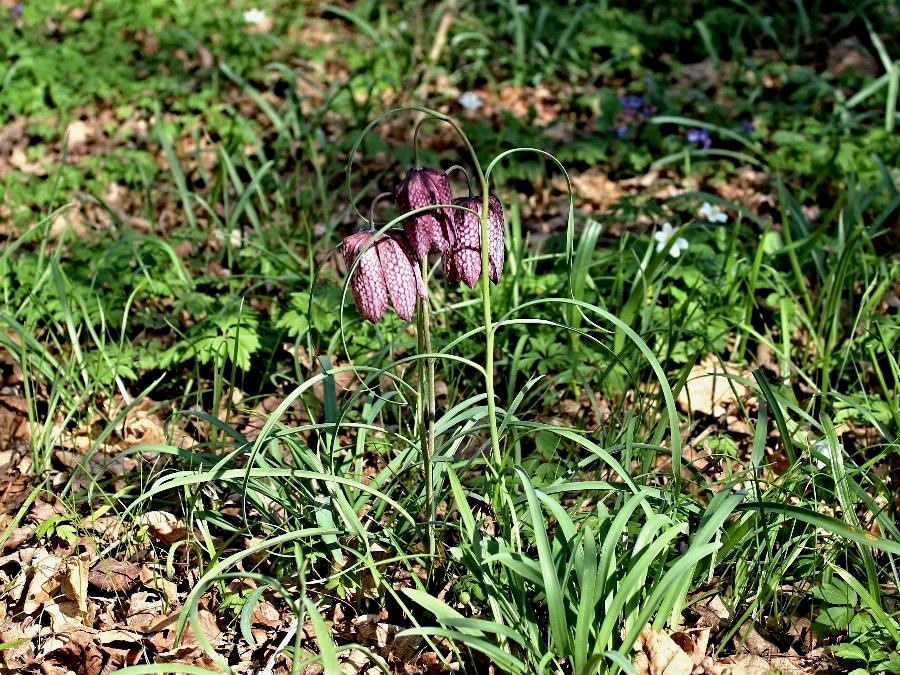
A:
[442,196,505,287]
[396,167,454,259]
[687,128,712,149]
[342,230,427,323]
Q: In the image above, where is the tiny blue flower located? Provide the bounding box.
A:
[616,125,629,139]
[620,95,643,110]
[687,128,711,149]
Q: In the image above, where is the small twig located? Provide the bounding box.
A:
[253,616,299,675]
[427,0,459,64]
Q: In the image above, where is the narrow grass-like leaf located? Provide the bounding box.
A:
[516,467,571,656]
[304,597,342,674]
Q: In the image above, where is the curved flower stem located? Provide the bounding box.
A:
[368,191,395,227]
[412,116,437,169]
[418,259,437,575]
[446,164,472,196]
[440,120,503,473]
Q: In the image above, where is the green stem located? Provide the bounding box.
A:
[478,187,501,470]
[418,259,436,572]
[412,116,435,169]
[421,114,502,471]
[446,127,503,472]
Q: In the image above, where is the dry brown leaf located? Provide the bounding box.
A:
[340,648,370,674]
[140,566,180,605]
[632,624,695,675]
[9,146,47,175]
[707,653,813,674]
[89,558,143,593]
[0,623,38,670]
[677,357,749,417]
[671,626,710,666]
[23,548,64,614]
[124,591,165,631]
[570,168,623,211]
[693,594,733,631]
[0,462,31,514]
[65,120,91,148]
[138,510,188,545]
[250,601,282,628]
[735,623,788,657]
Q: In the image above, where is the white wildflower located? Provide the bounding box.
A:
[811,438,829,470]
[458,92,483,111]
[699,201,728,223]
[654,223,689,257]
[243,7,267,24]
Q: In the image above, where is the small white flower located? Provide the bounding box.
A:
[699,201,728,223]
[458,92,483,111]
[654,223,689,257]
[243,7,267,24]
[811,438,829,470]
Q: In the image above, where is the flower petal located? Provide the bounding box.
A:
[488,196,505,282]
[343,233,388,323]
[377,233,422,321]
[445,195,506,286]
[449,197,483,287]
[391,230,429,300]
[396,168,453,258]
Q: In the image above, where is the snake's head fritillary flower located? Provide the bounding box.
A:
[396,167,453,259]
[342,231,427,323]
[443,196,505,288]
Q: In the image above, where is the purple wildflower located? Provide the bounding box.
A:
[12,2,23,16]
[616,125,629,139]
[687,128,712,149]
[741,120,754,134]
[396,167,454,259]
[443,196,505,287]
[620,95,643,110]
[342,230,427,323]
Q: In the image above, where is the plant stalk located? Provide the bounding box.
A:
[418,259,437,570]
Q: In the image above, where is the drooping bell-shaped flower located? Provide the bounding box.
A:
[342,230,427,323]
[442,196,505,288]
[396,167,454,259]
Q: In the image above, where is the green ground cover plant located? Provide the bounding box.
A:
[0,1,897,674]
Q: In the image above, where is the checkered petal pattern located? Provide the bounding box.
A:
[342,231,427,323]
[396,167,454,258]
[443,196,506,287]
